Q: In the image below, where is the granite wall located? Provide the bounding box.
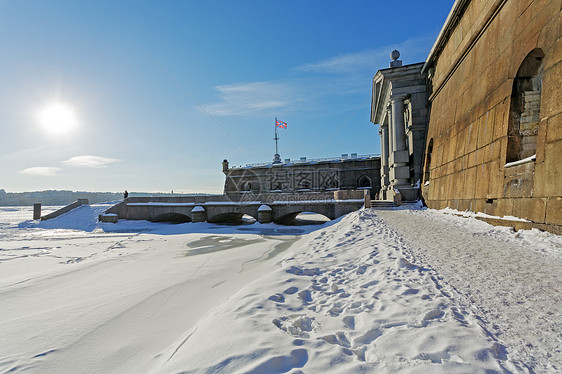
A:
[422,0,561,224]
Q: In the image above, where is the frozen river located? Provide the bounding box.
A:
[1,205,560,373]
[0,205,316,373]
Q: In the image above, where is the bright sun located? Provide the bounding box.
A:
[39,103,77,134]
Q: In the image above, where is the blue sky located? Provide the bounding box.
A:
[0,0,454,193]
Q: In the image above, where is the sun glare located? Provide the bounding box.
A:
[38,103,77,135]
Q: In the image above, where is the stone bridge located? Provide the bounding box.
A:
[102,193,366,224]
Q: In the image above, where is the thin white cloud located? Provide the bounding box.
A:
[19,167,62,176]
[204,35,436,117]
[294,49,389,74]
[294,35,436,74]
[205,81,299,116]
[62,155,120,168]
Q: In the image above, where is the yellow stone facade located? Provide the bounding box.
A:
[422,0,561,224]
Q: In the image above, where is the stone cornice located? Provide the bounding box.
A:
[422,0,472,74]
[425,0,509,102]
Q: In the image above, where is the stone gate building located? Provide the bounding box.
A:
[370,51,429,202]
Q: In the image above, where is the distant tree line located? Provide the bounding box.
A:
[0,189,203,206]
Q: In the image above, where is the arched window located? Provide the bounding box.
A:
[358,175,372,188]
[506,48,544,163]
[424,138,433,182]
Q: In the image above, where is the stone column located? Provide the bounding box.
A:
[379,127,385,185]
[386,106,394,158]
[389,95,416,200]
[391,95,407,152]
[380,125,388,169]
[379,122,390,195]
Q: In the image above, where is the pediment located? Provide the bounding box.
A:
[370,63,425,126]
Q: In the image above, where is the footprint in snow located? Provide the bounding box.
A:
[353,328,383,346]
[284,286,299,295]
[356,265,367,274]
[329,304,344,316]
[343,316,355,330]
[269,293,285,303]
[285,266,321,277]
[402,288,420,295]
[320,331,351,348]
[349,301,362,309]
[249,348,308,372]
[423,308,444,321]
[298,290,313,303]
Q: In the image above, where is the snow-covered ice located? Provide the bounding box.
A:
[0,204,560,373]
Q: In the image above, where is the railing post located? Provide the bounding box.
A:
[33,203,41,220]
[364,190,372,208]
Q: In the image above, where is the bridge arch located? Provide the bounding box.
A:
[296,211,331,225]
[207,212,245,224]
[275,209,332,225]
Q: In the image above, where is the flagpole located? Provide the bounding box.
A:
[274,117,279,155]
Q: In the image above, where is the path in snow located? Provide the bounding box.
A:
[162,209,519,373]
[375,208,562,373]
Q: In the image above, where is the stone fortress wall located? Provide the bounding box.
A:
[222,155,381,200]
[421,0,561,225]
